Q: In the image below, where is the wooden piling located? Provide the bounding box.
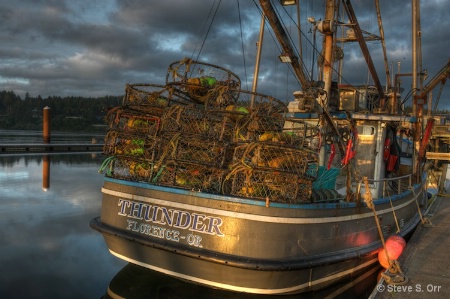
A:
[43,106,51,143]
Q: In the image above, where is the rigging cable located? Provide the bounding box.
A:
[192,0,222,64]
[432,82,445,115]
[190,1,217,60]
[237,0,249,91]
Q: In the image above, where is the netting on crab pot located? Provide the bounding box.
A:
[104,157,155,182]
[166,58,241,105]
[151,160,225,193]
[158,133,233,168]
[103,130,159,161]
[159,105,233,141]
[226,168,313,203]
[282,118,321,149]
[296,176,315,202]
[123,83,193,107]
[231,142,318,176]
[105,107,161,137]
[209,90,288,142]
[232,115,287,142]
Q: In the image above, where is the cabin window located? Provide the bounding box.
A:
[356,126,375,136]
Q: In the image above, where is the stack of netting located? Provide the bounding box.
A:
[100,58,320,203]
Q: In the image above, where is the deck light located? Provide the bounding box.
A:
[280,0,297,5]
[278,53,292,63]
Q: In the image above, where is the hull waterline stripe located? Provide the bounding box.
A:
[109,249,378,295]
[102,187,419,224]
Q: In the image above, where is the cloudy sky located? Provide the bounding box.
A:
[0,0,448,111]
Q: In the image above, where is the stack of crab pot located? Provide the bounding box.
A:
[101,58,320,203]
[103,83,192,182]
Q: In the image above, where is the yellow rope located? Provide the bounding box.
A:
[168,57,193,81]
[154,132,181,171]
[363,177,408,284]
[409,186,434,226]
[385,187,401,233]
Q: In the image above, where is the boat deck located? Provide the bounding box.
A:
[371,193,450,298]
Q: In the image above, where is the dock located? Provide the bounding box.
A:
[0,143,104,154]
[370,194,450,298]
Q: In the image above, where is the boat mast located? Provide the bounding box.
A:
[259,0,345,158]
[342,0,386,107]
[375,0,391,92]
[321,0,335,108]
[412,0,420,177]
[258,0,310,91]
[251,13,265,106]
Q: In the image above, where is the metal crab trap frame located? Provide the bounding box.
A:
[150,160,227,194]
[123,83,194,108]
[106,106,161,137]
[207,89,288,143]
[166,58,241,106]
[157,133,232,169]
[225,168,315,204]
[159,105,234,142]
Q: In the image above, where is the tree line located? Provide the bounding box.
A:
[0,90,121,131]
[1,89,447,132]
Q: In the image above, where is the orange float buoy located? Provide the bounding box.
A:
[378,235,406,268]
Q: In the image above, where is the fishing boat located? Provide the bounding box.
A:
[91,0,433,294]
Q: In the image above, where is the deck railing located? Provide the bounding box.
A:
[367,174,413,198]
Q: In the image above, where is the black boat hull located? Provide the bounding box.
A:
[90,177,424,294]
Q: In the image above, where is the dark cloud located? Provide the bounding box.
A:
[0,0,448,109]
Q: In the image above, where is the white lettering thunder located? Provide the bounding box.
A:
[117,199,224,237]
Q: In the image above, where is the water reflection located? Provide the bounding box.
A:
[0,153,126,299]
[42,155,50,191]
[103,263,381,299]
[0,149,379,298]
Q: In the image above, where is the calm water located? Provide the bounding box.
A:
[0,130,379,298]
[0,152,127,298]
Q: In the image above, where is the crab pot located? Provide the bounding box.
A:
[107,157,155,183]
[158,134,232,168]
[232,142,317,176]
[282,117,321,149]
[210,89,288,142]
[227,168,313,203]
[106,107,161,137]
[103,130,159,161]
[160,105,233,141]
[123,83,193,107]
[231,115,286,143]
[166,59,241,104]
[152,160,226,194]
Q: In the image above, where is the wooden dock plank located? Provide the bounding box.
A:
[371,195,450,298]
[0,143,104,153]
